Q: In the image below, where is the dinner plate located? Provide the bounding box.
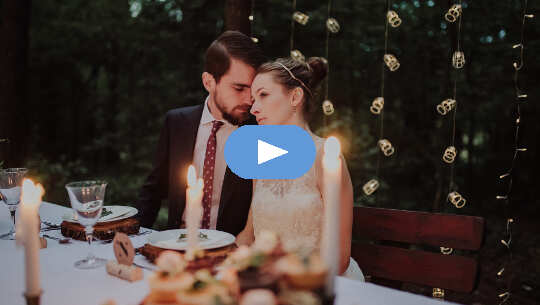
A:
[62,205,138,223]
[147,229,235,251]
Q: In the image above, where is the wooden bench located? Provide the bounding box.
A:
[352,206,485,293]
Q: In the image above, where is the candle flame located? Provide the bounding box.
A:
[21,179,44,206]
[187,165,197,187]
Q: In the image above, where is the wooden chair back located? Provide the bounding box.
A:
[352,206,484,292]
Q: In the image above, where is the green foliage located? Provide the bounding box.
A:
[21,0,539,222]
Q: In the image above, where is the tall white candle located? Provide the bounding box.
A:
[321,136,342,296]
[185,165,203,259]
[18,179,44,296]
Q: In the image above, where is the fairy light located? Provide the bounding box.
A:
[249,0,257,43]
[364,0,399,197]
[434,2,466,297]
[289,0,297,53]
[322,0,336,125]
[440,0,466,209]
[495,2,532,303]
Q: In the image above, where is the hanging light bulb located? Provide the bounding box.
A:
[322,100,335,116]
[292,11,309,25]
[387,10,402,28]
[326,18,340,33]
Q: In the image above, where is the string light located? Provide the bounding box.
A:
[432,287,445,299]
[444,4,462,23]
[362,179,380,196]
[435,2,465,296]
[288,0,309,60]
[383,54,400,71]
[452,51,466,69]
[442,146,457,164]
[436,98,456,116]
[293,11,309,25]
[370,97,384,115]
[322,100,335,116]
[326,18,340,33]
[440,247,453,255]
[364,0,400,197]
[378,139,395,157]
[448,191,466,208]
[440,0,467,209]
[496,1,532,303]
[249,0,257,43]
[386,10,402,28]
[322,0,334,123]
[290,49,306,62]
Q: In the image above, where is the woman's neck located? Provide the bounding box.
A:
[284,114,311,133]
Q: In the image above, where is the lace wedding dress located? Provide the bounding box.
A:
[251,133,364,281]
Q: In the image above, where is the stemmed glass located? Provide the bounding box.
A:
[0,168,28,240]
[65,180,107,269]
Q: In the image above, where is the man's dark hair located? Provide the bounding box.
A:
[204,31,266,83]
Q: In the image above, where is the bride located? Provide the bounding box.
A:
[236,57,364,281]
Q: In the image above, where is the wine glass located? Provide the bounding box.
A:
[65,180,107,269]
[0,168,28,240]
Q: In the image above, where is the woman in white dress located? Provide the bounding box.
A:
[236,57,364,281]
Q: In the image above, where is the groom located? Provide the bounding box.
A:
[135,31,266,235]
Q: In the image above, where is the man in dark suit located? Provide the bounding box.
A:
[136,31,266,236]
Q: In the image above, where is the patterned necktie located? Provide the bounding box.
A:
[201,120,224,229]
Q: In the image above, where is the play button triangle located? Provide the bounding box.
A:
[258,140,288,165]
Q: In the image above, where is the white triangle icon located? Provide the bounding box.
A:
[258,140,288,165]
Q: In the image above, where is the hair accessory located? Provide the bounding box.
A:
[277,62,313,97]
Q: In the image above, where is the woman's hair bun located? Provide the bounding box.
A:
[307,57,328,88]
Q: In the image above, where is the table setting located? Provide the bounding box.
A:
[0,162,458,305]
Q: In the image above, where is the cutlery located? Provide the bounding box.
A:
[42,234,71,244]
[98,230,152,244]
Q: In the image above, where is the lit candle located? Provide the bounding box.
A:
[321,136,341,296]
[185,165,203,259]
[17,179,45,296]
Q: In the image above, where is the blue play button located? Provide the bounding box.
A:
[224,125,316,179]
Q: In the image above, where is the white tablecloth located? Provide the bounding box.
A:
[0,202,456,305]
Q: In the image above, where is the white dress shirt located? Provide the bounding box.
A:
[182,97,237,229]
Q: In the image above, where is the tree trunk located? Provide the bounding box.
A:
[0,0,32,167]
[224,0,251,36]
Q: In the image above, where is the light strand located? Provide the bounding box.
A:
[249,0,257,43]
[448,0,463,199]
[435,2,465,297]
[496,1,532,304]
[437,0,466,211]
[364,0,397,199]
[290,0,297,51]
[322,0,335,128]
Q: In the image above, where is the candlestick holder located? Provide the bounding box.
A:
[24,290,42,305]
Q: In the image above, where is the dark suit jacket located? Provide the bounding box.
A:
[136,104,253,235]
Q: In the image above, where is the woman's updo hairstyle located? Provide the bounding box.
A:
[256,56,328,118]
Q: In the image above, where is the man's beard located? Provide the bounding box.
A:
[214,92,251,126]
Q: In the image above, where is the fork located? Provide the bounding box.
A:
[41,221,61,232]
[98,230,152,244]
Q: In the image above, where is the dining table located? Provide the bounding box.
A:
[0,201,458,305]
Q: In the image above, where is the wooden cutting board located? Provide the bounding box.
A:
[61,218,140,241]
[137,243,234,271]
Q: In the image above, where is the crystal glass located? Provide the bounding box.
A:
[0,168,28,240]
[66,180,107,269]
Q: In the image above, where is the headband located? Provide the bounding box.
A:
[277,62,313,97]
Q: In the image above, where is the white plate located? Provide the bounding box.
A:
[147,229,235,251]
[62,205,138,223]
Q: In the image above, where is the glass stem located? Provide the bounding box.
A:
[10,209,16,234]
[85,227,95,262]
